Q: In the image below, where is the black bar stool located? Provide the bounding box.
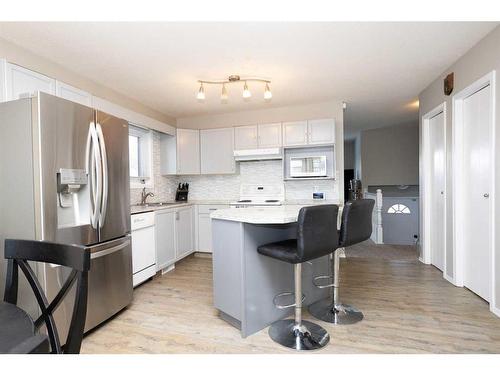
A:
[257,204,339,351]
[308,199,374,325]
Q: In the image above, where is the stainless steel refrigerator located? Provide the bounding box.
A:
[0,92,133,342]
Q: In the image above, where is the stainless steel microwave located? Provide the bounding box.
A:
[289,155,327,178]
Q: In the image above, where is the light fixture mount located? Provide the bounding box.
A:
[196,74,272,102]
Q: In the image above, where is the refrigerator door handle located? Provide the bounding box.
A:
[96,123,109,226]
[90,238,131,259]
[85,123,97,229]
[87,122,102,229]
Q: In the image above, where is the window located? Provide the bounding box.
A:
[387,204,411,214]
[129,124,153,188]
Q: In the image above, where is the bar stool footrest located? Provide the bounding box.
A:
[272,292,305,309]
[312,275,336,289]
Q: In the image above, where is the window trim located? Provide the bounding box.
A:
[129,123,154,189]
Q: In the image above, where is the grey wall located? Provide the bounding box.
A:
[359,122,419,188]
[419,25,500,312]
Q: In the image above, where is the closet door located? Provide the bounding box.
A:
[462,85,492,301]
[429,111,445,271]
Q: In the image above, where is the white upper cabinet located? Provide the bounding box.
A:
[177,129,200,175]
[200,128,235,174]
[257,123,282,148]
[234,123,282,150]
[283,119,335,146]
[55,81,92,106]
[5,63,55,100]
[283,121,308,146]
[234,125,258,150]
[0,59,6,102]
[308,118,335,145]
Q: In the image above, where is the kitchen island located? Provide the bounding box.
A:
[210,205,334,337]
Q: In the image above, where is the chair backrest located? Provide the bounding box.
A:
[339,199,375,248]
[296,204,339,262]
[3,239,91,354]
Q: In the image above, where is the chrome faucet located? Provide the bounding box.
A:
[140,187,154,205]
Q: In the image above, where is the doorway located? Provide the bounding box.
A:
[453,71,496,304]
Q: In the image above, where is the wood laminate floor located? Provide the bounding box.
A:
[81,252,500,354]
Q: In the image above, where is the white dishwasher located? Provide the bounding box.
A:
[131,212,157,287]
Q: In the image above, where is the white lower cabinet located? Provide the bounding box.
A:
[155,210,176,271]
[154,205,195,272]
[176,206,194,258]
[197,205,229,253]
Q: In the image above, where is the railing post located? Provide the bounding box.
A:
[375,189,383,244]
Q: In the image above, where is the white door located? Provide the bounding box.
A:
[200,128,235,174]
[5,63,56,100]
[234,125,258,150]
[308,118,335,144]
[177,129,200,175]
[283,121,308,146]
[258,123,282,148]
[462,85,492,301]
[429,111,446,271]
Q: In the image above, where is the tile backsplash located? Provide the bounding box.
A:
[130,131,338,204]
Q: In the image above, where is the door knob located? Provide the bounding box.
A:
[484,193,490,198]
[440,191,444,195]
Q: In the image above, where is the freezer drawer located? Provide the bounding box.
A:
[85,236,133,331]
[44,236,133,343]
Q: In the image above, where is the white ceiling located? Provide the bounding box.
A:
[0,22,497,133]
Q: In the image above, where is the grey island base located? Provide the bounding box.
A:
[211,206,333,338]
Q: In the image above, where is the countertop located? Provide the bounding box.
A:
[210,200,341,224]
[130,200,232,214]
[131,199,340,216]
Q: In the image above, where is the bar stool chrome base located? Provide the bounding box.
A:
[308,299,364,325]
[269,319,330,351]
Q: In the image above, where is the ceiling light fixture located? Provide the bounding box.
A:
[264,83,272,100]
[221,84,228,102]
[196,75,271,102]
[196,83,205,101]
[242,81,251,99]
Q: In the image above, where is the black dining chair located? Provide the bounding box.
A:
[1,239,91,354]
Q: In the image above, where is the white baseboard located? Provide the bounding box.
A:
[160,264,175,275]
[490,305,500,318]
[443,272,459,286]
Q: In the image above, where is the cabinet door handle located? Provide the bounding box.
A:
[175,212,180,220]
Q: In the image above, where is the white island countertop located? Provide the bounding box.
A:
[211,201,341,225]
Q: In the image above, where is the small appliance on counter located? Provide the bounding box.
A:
[349,179,363,200]
[175,183,189,201]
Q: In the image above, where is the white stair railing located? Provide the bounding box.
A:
[365,189,383,244]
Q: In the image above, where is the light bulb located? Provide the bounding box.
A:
[196,83,205,101]
[221,84,228,102]
[264,83,272,100]
[242,81,251,99]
